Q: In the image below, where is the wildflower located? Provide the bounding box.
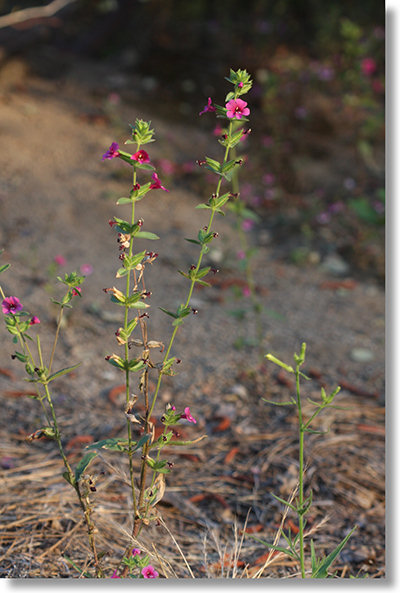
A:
[242,286,251,298]
[361,57,377,77]
[150,172,169,192]
[159,159,175,175]
[225,98,250,119]
[131,548,141,557]
[263,173,275,185]
[71,287,81,296]
[237,250,246,260]
[132,149,150,164]
[242,218,254,232]
[80,263,93,276]
[54,255,66,266]
[102,142,120,160]
[199,97,216,116]
[316,212,331,224]
[181,406,197,424]
[141,565,159,579]
[110,570,121,578]
[29,316,41,325]
[2,296,23,315]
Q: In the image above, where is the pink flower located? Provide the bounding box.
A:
[110,570,121,578]
[242,218,254,232]
[213,124,224,136]
[181,406,197,424]
[131,548,141,557]
[159,158,175,175]
[71,287,81,296]
[141,565,159,578]
[80,263,93,276]
[150,172,169,192]
[102,142,120,160]
[54,255,66,266]
[237,250,246,260]
[263,173,275,185]
[199,97,216,116]
[132,150,150,164]
[2,296,23,315]
[361,57,377,77]
[242,286,251,298]
[225,98,250,120]
[29,316,40,326]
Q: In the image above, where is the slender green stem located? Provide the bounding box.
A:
[48,305,64,374]
[37,337,103,576]
[123,155,141,518]
[295,364,306,578]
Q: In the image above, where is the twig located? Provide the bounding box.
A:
[0,0,78,30]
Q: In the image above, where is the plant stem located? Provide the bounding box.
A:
[37,336,103,577]
[295,363,306,578]
[48,304,64,374]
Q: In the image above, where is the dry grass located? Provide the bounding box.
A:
[0,365,385,578]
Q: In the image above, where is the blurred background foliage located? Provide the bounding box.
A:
[0,0,385,281]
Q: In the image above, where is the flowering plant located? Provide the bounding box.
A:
[0,69,253,578]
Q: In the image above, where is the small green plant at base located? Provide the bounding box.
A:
[251,342,356,578]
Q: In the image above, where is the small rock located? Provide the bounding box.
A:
[350,348,374,363]
[321,253,350,276]
[230,384,248,398]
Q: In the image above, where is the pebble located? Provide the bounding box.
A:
[321,253,350,276]
[350,348,374,363]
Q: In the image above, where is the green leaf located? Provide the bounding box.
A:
[75,452,97,482]
[86,438,130,452]
[195,203,212,210]
[146,458,171,474]
[128,359,146,372]
[63,471,76,487]
[47,362,81,383]
[185,238,201,245]
[0,263,10,274]
[311,527,357,578]
[265,354,294,373]
[12,351,28,363]
[116,197,133,205]
[271,493,297,511]
[246,534,298,560]
[262,398,295,406]
[159,307,178,319]
[134,162,155,171]
[135,231,159,240]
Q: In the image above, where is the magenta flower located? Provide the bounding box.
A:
[131,548,141,557]
[181,406,197,424]
[361,57,377,77]
[199,97,216,116]
[54,255,66,266]
[2,296,23,315]
[71,287,81,296]
[29,316,40,326]
[80,263,93,276]
[110,570,121,578]
[132,149,150,164]
[102,142,120,160]
[242,218,254,232]
[141,565,159,579]
[150,172,169,192]
[242,286,251,298]
[225,98,250,120]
